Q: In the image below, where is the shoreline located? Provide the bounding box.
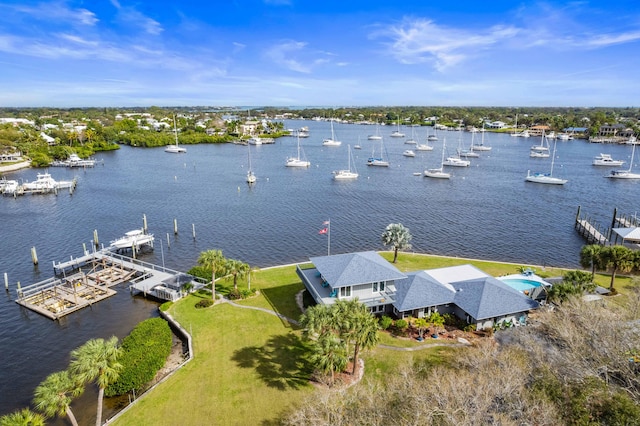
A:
[0,161,31,174]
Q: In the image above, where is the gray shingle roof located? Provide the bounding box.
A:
[452,277,539,320]
[394,271,455,311]
[310,251,406,288]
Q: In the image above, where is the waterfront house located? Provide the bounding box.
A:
[297,252,539,330]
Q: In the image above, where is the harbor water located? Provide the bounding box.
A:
[0,119,638,421]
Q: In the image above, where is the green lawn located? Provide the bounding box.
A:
[112,251,634,425]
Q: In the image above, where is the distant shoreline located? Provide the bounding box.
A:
[0,161,31,173]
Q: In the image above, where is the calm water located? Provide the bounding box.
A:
[1,120,638,420]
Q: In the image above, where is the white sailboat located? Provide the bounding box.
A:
[390,115,405,138]
[246,144,256,184]
[444,130,470,166]
[405,126,417,144]
[165,115,187,153]
[525,138,567,185]
[424,140,451,179]
[367,137,389,167]
[530,131,550,158]
[471,124,492,151]
[286,134,311,167]
[322,119,342,146]
[607,142,640,179]
[458,131,480,158]
[333,144,359,180]
[367,122,382,140]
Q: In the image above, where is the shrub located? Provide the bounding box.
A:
[195,299,213,309]
[240,288,256,299]
[395,319,408,335]
[105,318,172,397]
[159,301,173,312]
[379,315,393,330]
[228,288,242,300]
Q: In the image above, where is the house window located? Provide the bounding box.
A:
[372,281,385,292]
[340,286,351,297]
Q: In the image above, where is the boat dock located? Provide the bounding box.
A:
[574,206,640,246]
[17,248,205,321]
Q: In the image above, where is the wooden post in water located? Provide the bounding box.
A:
[575,205,581,227]
[4,272,8,291]
[82,243,87,255]
[93,229,99,247]
[31,247,38,265]
[166,233,170,249]
[143,214,148,234]
[609,208,617,240]
[174,219,178,235]
[17,281,21,299]
[192,224,196,240]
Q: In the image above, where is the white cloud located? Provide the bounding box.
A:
[265,41,311,73]
[12,2,98,26]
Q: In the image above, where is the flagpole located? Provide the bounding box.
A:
[327,219,331,256]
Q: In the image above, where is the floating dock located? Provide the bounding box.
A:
[574,206,640,247]
[17,248,205,320]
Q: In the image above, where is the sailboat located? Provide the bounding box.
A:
[530,130,550,157]
[367,137,390,167]
[165,115,187,153]
[607,141,640,179]
[427,121,438,141]
[458,131,480,158]
[390,115,405,138]
[246,144,256,184]
[424,139,451,179]
[405,126,417,145]
[416,135,434,151]
[525,138,567,185]
[444,129,470,166]
[333,144,359,180]
[286,134,311,167]
[322,119,342,146]
[471,124,492,151]
[368,122,382,140]
[510,114,519,137]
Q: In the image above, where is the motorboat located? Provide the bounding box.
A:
[22,172,74,191]
[247,137,263,145]
[110,229,155,250]
[403,150,416,157]
[427,134,438,141]
[0,179,19,195]
[67,153,96,167]
[592,154,624,166]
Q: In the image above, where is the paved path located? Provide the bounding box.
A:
[221,298,300,326]
[378,341,470,351]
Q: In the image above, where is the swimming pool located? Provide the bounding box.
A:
[499,278,542,292]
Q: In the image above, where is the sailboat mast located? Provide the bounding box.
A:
[173,115,179,145]
[550,139,557,176]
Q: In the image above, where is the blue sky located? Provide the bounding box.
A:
[0,0,639,107]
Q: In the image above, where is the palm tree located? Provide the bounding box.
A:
[300,304,337,340]
[197,249,225,300]
[69,337,122,426]
[0,408,46,426]
[33,370,83,426]
[309,334,348,386]
[333,299,379,375]
[580,244,603,280]
[601,245,635,291]
[381,223,412,263]
[226,259,250,291]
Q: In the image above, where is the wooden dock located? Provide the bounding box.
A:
[575,206,610,245]
[18,249,205,320]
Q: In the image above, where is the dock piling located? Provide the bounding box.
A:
[143,214,148,234]
[93,229,99,247]
[31,247,38,265]
[192,224,196,240]
[4,273,7,291]
[166,233,170,249]
[173,219,178,235]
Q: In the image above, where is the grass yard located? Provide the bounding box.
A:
[111,251,634,425]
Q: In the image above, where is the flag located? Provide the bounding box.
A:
[323,220,330,225]
[318,228,328,235]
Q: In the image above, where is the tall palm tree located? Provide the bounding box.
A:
[309,334,348,386]
[0,408,46,426]
[226,259,250,291]
[334,300,379,375]
[33,370,83,426]
[300,304,337,340]
[197,249,225,300]
[69,337,122,426]
[381,223,412,263]
[601,245,635,291]
[580,244,603,280]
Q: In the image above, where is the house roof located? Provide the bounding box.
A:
[310,251,406,288]
[612,227,640,242]
[394,271,455,311]
[452,277,539,320]
[394,264,539,320]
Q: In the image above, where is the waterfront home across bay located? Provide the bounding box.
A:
[297,251,539,330]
